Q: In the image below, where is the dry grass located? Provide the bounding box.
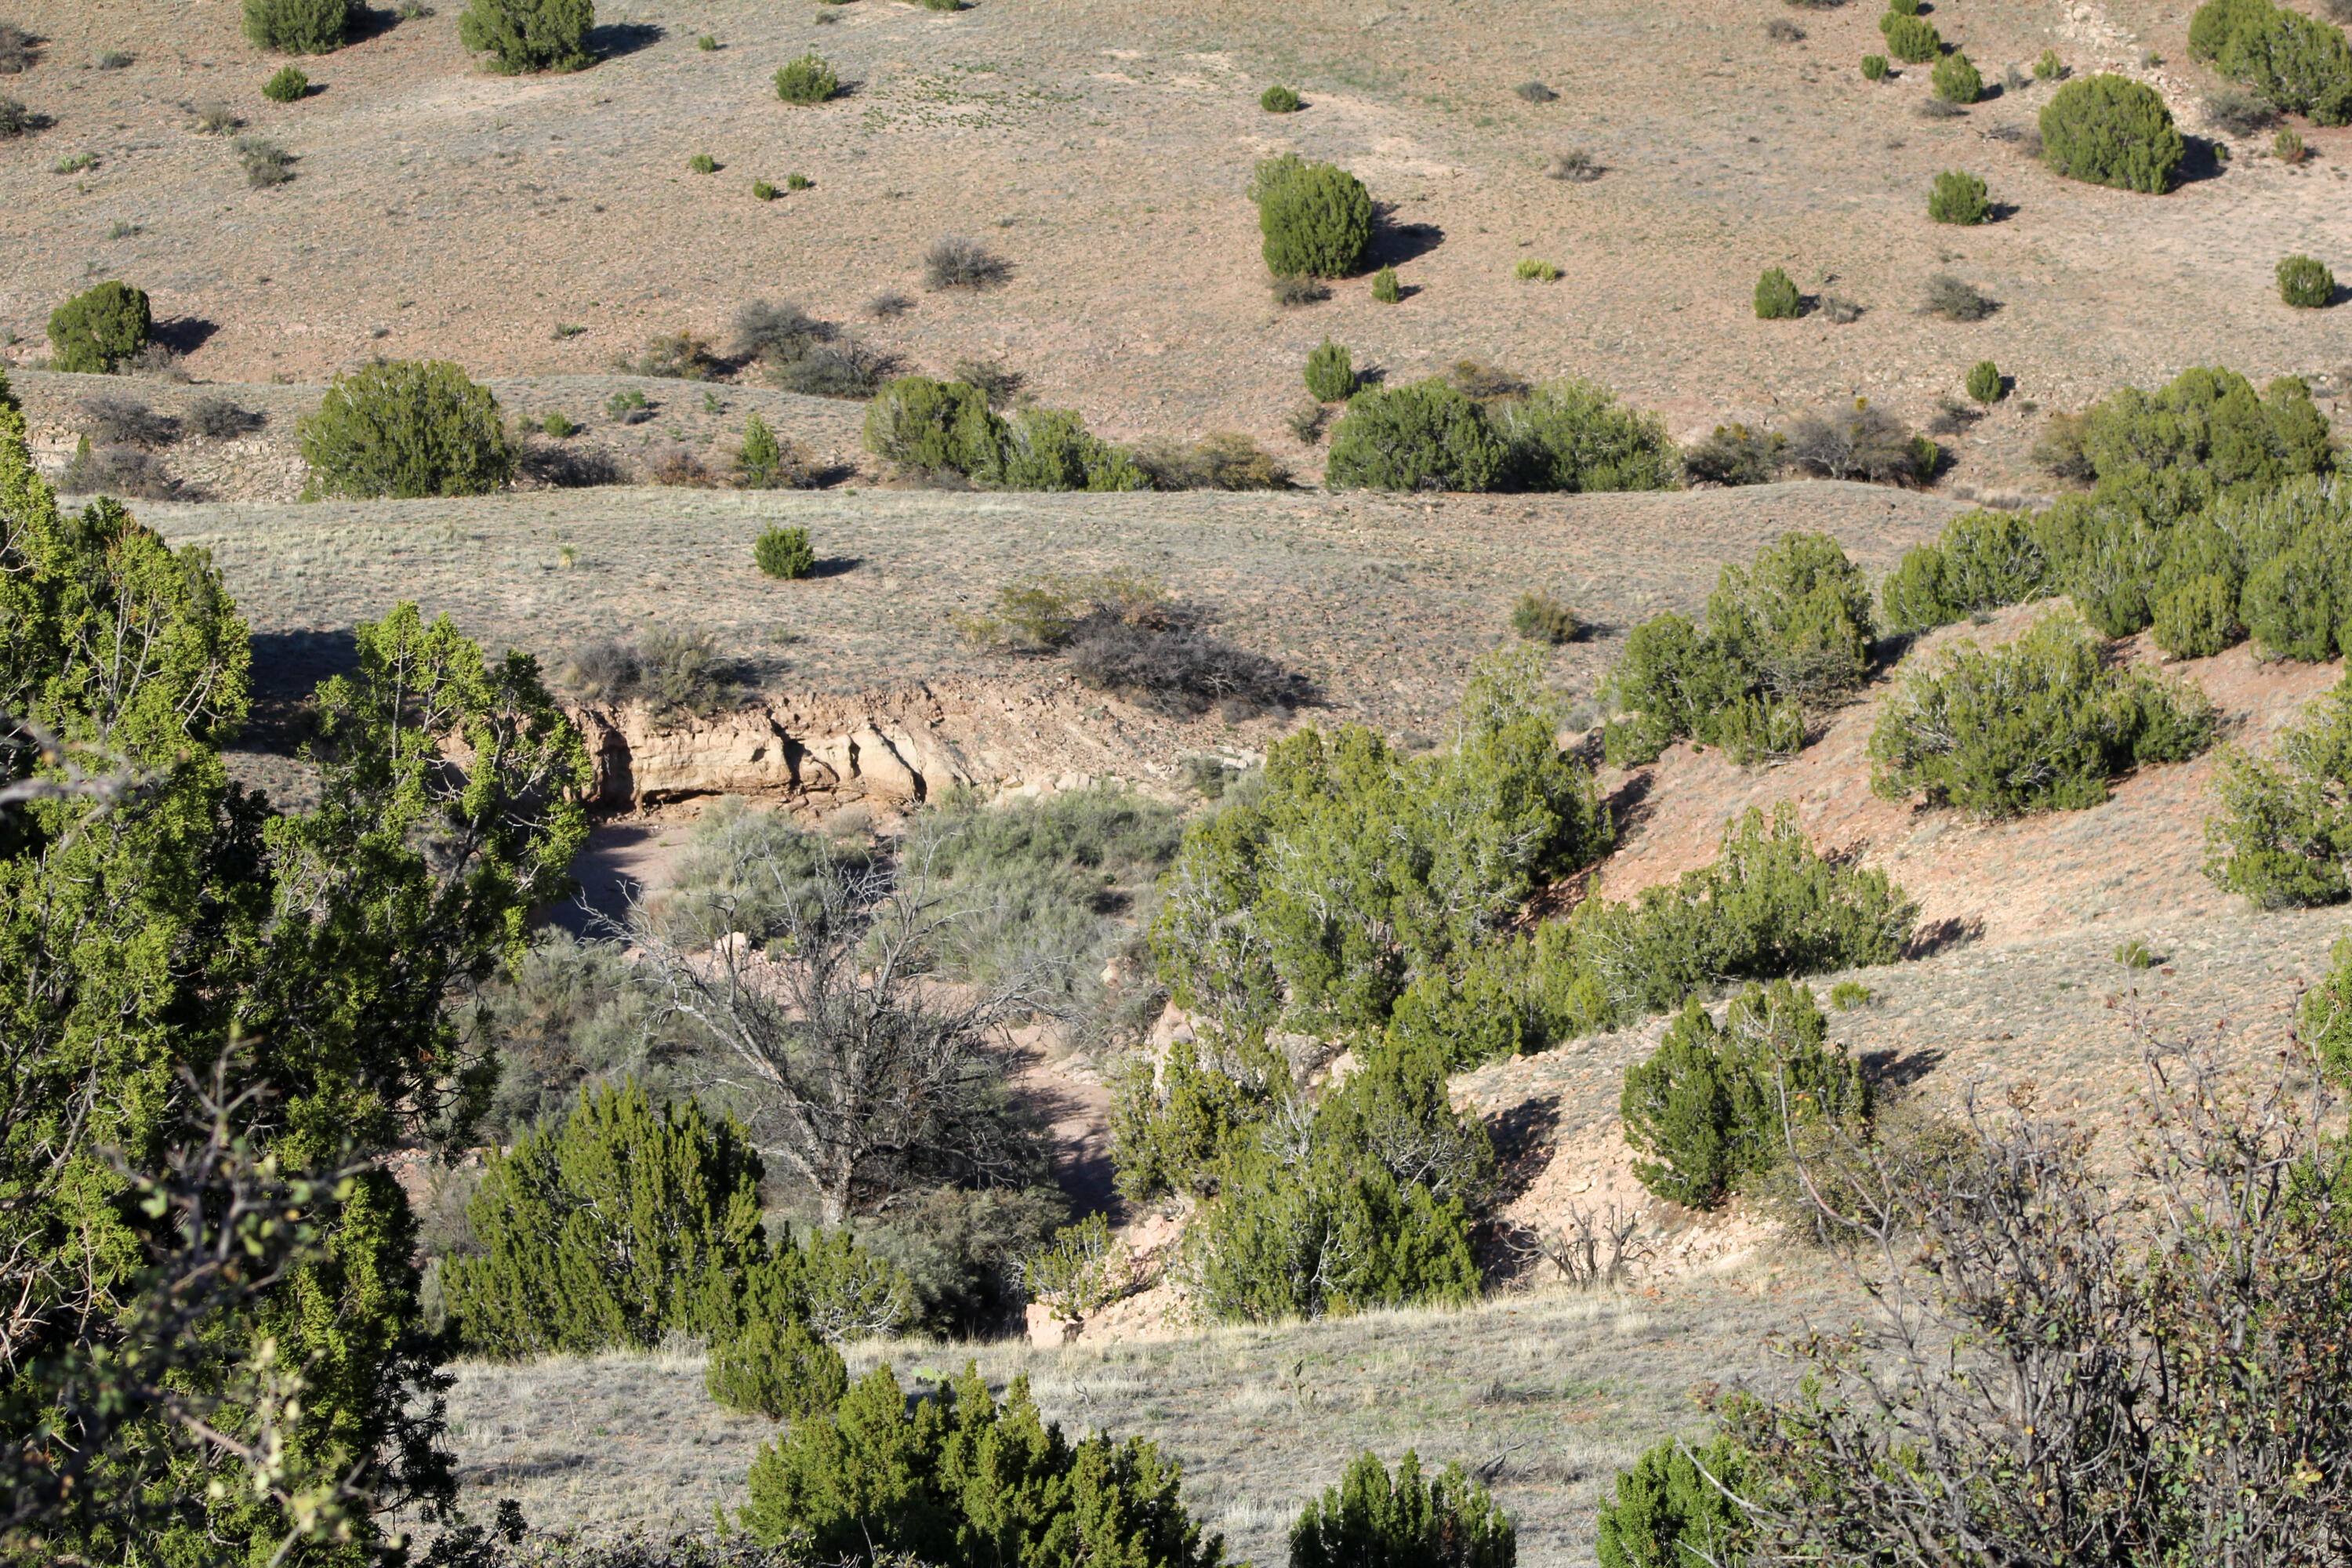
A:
[417,1270,1855,1566]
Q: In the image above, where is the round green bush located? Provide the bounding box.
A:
[775,51,839,103]
[296,358,517,499]
[1965,359,2004,404]
[46,280,151,374]
[1754,266,1801,319]
[707,1317,846,1420]
[752,178,779,200]
[688,152,716,173]
[242,0,354,53]
[1862,53,1889,79]
[1370,264,1403,303]
[1303,337,1356,403]
[1261,83,1301,112]
[2278,253,2336,307]
[1323,379,1506,492]
[262,64,310,102]
[1880,13,1942,64]
[1929,169,1991,224]
[2040,74,2186,192]
[1932,49,1984,102]
[456,0,594,74]
[754,523,817,580]
[1254,156,1374,279]
[2153,572,2241,658]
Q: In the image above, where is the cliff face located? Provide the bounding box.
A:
[564,675,1245,809]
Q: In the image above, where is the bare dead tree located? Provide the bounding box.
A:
[1715,1006,2352,1567]
[620,841,1063,1227]
[1535,1201,1649,1288]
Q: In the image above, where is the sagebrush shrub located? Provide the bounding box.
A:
[457,0,593,73]
[2205,86,2280,134]
[1871,612,2216,815]
[1684,422,1785,486]
[1781,400,1935,485]
[740,1365,1223,1567]
[2041,73,2186,191]
[0,96,31,137]
[1881,13,1942,63]
[924,234,1010,289]
[46,280,150,373]
[243,0,354,53]
[1130,432,1292,491]
[297,358,514,499]
[1251,154,1374,278]
[1304,337,1356,402]
[236,134,294,187]
[1929,169,1991,224]
[1290,1451,1515,1568]
[262,64,308,101]
[1933,49,1984,102]
[1622,981,1867,1208]
[1596,1436,1755,1568]
[1923,271,1998,320]
[1261,82,1301,111]
[0,22,37,74]
[775,50,838,103]
[2278,253,2336,307]
[187,394,263,440]
[1754,267,1801,319]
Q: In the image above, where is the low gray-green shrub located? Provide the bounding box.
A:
[1870,612,2216,816]
[923,234,1010,289]
[1512,589,1581,644]
[1683,422,1785,486]
[1621,980,1867,1208]
[297,358,514,498]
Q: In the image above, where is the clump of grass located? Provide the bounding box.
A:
[688,153,717,174]
[1510,590,1581,644]
[753,179,779,200]
[53,151,96,173]
[1546,147,1602,180]
[786,172,812,190]
[1270,274,1330,307]
[924,235,1011,290]
[865,290,914,318]
[235,136,294,187]
[191,101,238,134]
[1261,83,1301,112]
[1765,17,1806,41]
[697,33,718,49]
[1513,258,1560,281]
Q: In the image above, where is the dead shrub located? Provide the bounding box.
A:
[61,440,179,499]
[644,445,720,487]
[0,22,38,74]
[1783,401,1936,485]
[771,339,901,399]
[1450,359,1532,400]
[1270,274,1330,307]
[924,235,1011,291]
[1131,432,1292,491]
[1546,147,1603,180]
[1922,272,1998,321]
[2202,89,2278,137]
[1065,616,1313,718]
[614,332,724,380]
[951,356,1026,408]
[864,290,914,319]
[731,298,834,367]
[562,627,737,716]
[187,394,264,440]
[74,392,178,448]
[520,443,628,488]
[1766,17,1806,41]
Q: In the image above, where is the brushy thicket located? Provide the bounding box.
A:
[46,280,151,374]
[1250,153,1374,279]
[862,375,1145,491]
[2190,0,2352,123]
[739,1366,1225,1567]
[1322,376,1680,493]
[457,0,593,72]
[2040,73,2187,191]
[2206,670,2352,906]
[1620,981,1869,1208]
[297,358,515,499]
[439,1080,911,1363]
[1290,1450,1515,1568]
[1869,612,2216,817]
[1888,366,2339,659]
[1605,531,1876,766]
[242,0,357,53]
